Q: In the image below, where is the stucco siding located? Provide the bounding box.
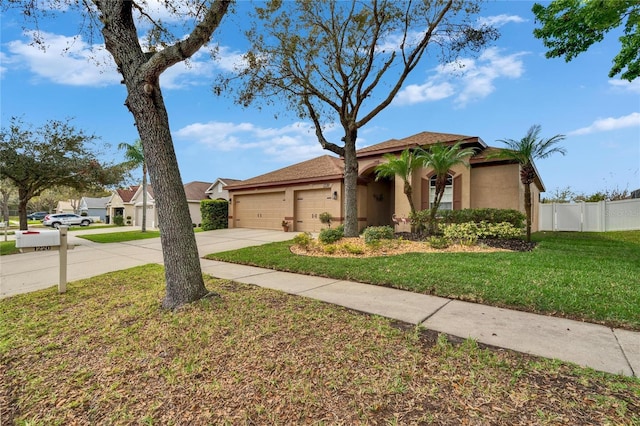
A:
[470,164,521,210]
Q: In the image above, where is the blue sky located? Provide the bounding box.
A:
[1,1,639,196]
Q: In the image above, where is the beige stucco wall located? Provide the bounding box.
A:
[106,195,135,225]
[470,164,521,210]
[188,201,203,227]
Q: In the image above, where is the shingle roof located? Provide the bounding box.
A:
[184,181,213,201]
[357,131,485,158]
[227,155,344,190]
[82,196,111,209]
[117,186,139,203]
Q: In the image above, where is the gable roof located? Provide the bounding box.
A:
[205,178,243,194]
[81,196,111,209]
[184,181,213,201]
[116,186,139,203]
[227,155,344,191]
[357,131,486,158]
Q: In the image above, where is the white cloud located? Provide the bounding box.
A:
[5,30,244,89]
[6,31,120,86]
[395,47,527,107]
[568,112,640,136]
[608,79,640,94]
[174,120,341,163]
[477,14,525,27]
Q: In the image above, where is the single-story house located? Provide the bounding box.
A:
[106,186,139,225]
[225,131,546,233]
[79,196,111,222]
[184,181,215,226]
[205,178,242,201]
[55,200,75,214]
[107,181,213,228]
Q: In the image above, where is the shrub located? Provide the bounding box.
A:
[201,200,229,231]
[443,221,524,244]
[319,225,344,244]
[340,242,364,255]
[362,225,394,245]
[113,215,124,226]
[323,244,337,254]
[411,208,526,233]
[292,232,313,249]
[427,235,450,249]
[319,212,332,228]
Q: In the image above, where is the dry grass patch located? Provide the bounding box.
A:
[1,264,638,425]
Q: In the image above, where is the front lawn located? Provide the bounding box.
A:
[0,241,19,256]
[206,231,640,330]
[1,265,638,424]
[77,230,161,243]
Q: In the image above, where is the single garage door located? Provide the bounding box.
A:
[294,189,332,232]
[234,192,286,230]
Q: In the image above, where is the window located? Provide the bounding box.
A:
[429,174,453,210]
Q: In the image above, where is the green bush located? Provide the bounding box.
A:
[362,225,394,245]
[319,225,344,244]
[340,242,364,255]
[427,236,450,249]
[411,208,526,233]
[319,212,332,228]
[113,215,124,226]
[292,232,313,249]
[201,200,229,231]
[443,221,524,244]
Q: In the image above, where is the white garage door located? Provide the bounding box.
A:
[234,192,286,230]
[294,189,332,232]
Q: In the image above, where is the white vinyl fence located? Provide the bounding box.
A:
[539,199,640,232]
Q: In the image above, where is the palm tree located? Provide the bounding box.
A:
[118,140,148,232]
[492,125,566,242]
[416,142,476,234]
[374,149,421,215]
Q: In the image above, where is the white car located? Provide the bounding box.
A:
[42,213,92,228]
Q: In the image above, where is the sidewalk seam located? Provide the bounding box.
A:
[417,298,453,325]
[612,328,636,377]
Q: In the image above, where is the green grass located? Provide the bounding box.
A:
[206,231,640,330]
[77,230,161,243]
[0,240,19,256]
[1,265,638,424]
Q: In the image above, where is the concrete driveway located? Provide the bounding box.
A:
[0,227,293,299]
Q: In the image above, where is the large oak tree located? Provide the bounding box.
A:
[220,0,498,237]
[0,118,127,230]
[6,1,232,309]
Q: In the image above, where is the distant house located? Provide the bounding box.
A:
[205,178,242,201]
[107,181,213,228]
[105,186,139,224]
[185,181,215,226]
[79,196,111,222]
[55,200,75,214]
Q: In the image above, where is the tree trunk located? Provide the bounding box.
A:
[142,166,147,232]
[524,182,532,242]
[96,1,216,309]
[18,188,29,230]
[343,129,359,237]
[127,84,209,309]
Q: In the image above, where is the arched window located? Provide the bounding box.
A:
[429,174,453,210]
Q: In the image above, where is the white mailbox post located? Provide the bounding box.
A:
[15,227,70,293]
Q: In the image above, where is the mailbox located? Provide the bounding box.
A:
[15,230,61,249]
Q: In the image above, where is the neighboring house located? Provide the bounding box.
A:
[205,178,242,201]
[185,181,215,226]
[55,200,75,214]
[226,131,546,233]
[129,185,156,228]
[79,196,111,222]
[105,186,138,224]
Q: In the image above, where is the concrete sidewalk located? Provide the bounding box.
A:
[1,227,638,378]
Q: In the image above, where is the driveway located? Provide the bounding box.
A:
[0,227,293,299]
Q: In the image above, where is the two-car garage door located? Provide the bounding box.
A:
[234,192,286,230]
[233,188,332,232]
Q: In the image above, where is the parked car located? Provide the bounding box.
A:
[42,213,92,228]
[26,211,48,221]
